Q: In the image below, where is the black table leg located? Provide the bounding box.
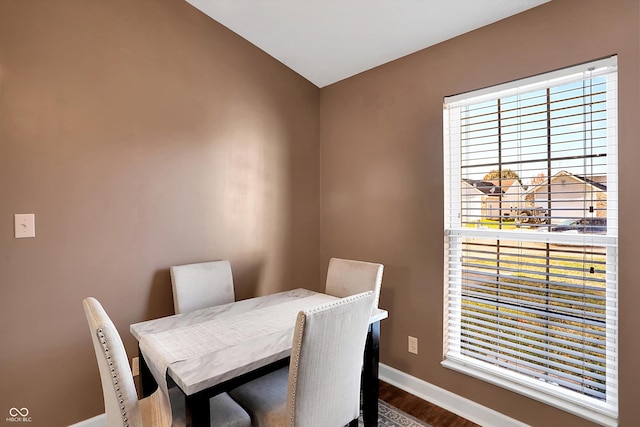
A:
[362,321,380,427]
[185,392,210,427]
[166,375,187,426]
[138,347,157,398]
[167,374,211,427]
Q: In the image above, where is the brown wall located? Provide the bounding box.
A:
[3,0,639,426]
[319,0,639,426]
[0,0,320,425]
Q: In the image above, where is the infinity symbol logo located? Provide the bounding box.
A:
[9,408,29,417]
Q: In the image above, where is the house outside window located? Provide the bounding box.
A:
[443,56,618,426]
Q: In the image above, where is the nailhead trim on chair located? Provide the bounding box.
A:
[97,327,130,427]
[287,312,306,427]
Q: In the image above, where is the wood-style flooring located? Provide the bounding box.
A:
[378,381,480,427]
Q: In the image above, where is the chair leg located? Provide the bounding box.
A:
[348,419,358,427]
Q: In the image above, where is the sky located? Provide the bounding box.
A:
[459,76,609,186]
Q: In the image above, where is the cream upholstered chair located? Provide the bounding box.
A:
[84,297,251,427]
[325,257,384,308]
[170,259,252,427]
[83,297,172,427]
[229,291,376,427]
[170,259,235,314]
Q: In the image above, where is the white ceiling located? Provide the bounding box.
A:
[185,0,550,88]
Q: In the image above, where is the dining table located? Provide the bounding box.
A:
[130,288,388,427]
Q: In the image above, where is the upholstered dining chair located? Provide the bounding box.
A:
[229,291,376,427]
[84,297,251,427]
[83,297,171,427]
[325,257,384,308]
[170,259,252,427]
[170,259,235,314]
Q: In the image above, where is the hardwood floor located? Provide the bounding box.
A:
[378,381,480,427]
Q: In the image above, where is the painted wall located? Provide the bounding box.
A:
[0,0,320,425]
[3,0,639,426]
[319,0,639,425]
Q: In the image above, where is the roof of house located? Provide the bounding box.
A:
[573,174,607,191]
[462,179,503,196]
[526,170,607,193]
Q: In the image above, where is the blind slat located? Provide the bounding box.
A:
[459,334,606,383]
[450,309,607,351]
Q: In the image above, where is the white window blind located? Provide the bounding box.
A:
[443,56,618,426]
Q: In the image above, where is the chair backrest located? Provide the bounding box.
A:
[286,291,375,427]
[325,257,384,308]
[170,260,235,314]
[83,297,143,427]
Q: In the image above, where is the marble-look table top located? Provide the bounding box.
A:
[130,288,387,396]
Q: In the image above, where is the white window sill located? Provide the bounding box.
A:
[442,357,618,427]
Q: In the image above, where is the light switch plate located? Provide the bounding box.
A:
[15,214,35,238]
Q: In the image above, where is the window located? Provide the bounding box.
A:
[443,57,618,426]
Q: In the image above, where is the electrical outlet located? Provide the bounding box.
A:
[408,336,418,354]
[132,357,140,376]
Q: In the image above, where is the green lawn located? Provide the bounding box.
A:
[458,244,608,397]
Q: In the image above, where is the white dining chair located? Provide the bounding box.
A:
[325,257,384,308]
[84,297,251,427]
[83,297,171,427]
[170,259,235,314]
[169,259,252,427]
[229,291,376,427]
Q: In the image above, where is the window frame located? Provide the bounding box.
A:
[442,56,618,427]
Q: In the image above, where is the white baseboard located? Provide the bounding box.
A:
[67,413,105,427]
[379,363,530,427]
